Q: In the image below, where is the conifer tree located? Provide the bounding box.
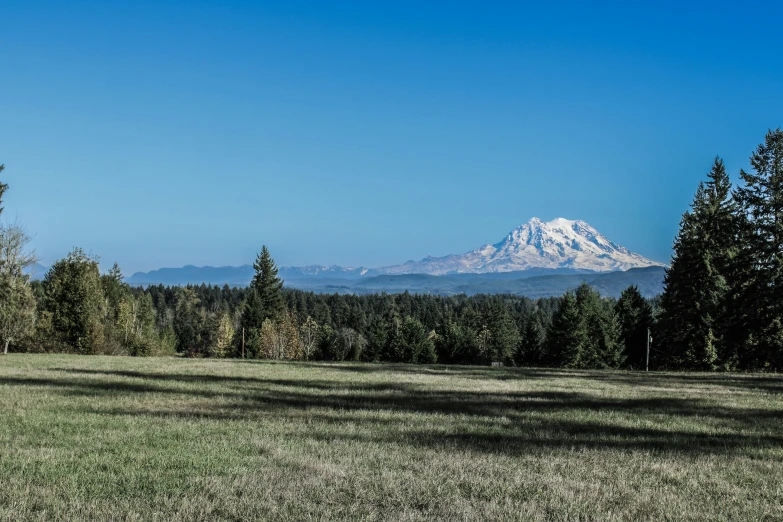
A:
[476,299,519,364]
[516,310,547,366]
[546,292,584,367]
[396,316,436,363]
[242,245,285,334]
[615,286,654,369]
[364,314,387,362]
[252,245,285,322]
[733,129,783,369]
[574,283,624,369]
[656,158,735,370]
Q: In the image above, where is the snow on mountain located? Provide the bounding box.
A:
[125,218,664,287]
[377,217,664,275]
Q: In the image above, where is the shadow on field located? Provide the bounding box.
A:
[3,366,783,457]
[292,362,783,394]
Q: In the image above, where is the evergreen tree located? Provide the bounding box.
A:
[517,310,546,366]
[436,320,478,364]
[241,289,264,331]
[574,283,624,369]
[173,287,205,356]
[476,299,520,364]
[615,286,654,369]
[657,158,735,370]
[546,292,584,367]
[102,262,129,325]
[397,316,436,363]
[364,314,387,362]
[733,129,783,369]
[243,246,285,330]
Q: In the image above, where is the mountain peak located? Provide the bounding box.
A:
[378,218,664,275]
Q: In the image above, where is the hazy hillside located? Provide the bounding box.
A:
[294,266,666,298]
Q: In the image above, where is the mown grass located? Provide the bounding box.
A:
[1,355,782,521]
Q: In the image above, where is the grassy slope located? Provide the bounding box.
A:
[1,355,781,521]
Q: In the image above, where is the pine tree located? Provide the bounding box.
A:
[242,245,285,335]
[173,287,205,356]
[574,283,624,369]
[437,319,478,364]
[615,286,654,369]
[101,262,128,325]
[702,158,739,368]
[546,292,584,367]
[476,299,520,364]
[656,158,736,370]
[397,316,436,363]
[364,314,387,362]
[516,310,546,366]
[252,245,285,322]
[733,129,783,369]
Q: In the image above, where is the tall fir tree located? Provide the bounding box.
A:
[702,158,739,368]
[546,291,584,367]
[574,283,625,369]
[733,129,783,369]
[656,158,735,370]
[615,286,654,369]
[242,245,285,332]
[475,299,519,364]
[516,309,547,366]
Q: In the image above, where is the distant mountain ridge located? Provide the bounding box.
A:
[125,218,665,297]
[125,265,372,287]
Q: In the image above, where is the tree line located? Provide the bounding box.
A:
[0,129,780,370]
[655,129,783,370]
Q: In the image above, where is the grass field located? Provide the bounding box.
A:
[1,355,782,521]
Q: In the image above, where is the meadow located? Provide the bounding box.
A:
[1,355,782,521]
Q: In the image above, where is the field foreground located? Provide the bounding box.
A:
[1,355,782,521]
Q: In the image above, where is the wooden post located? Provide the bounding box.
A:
[242,328,245,359]
[646,327,651,372]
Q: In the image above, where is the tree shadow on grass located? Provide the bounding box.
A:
[587,372,783,395]
[3,368,783,458]
[290,362,783,394]
[72,396,783,458]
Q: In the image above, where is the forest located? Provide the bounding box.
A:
[1,129,781,371]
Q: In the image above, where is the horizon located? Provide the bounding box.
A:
[3,1,783,273]
[33,216,668,275]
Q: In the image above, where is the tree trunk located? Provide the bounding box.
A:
[3,340,8,355]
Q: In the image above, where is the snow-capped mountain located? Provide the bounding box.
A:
[377,217,664,275]
[125,218,664,289]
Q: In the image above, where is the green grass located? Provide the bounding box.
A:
[1,355,782,521]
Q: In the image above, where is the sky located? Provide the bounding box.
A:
[2,1,782,274]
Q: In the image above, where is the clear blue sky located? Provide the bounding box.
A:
[2,1,782,274]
